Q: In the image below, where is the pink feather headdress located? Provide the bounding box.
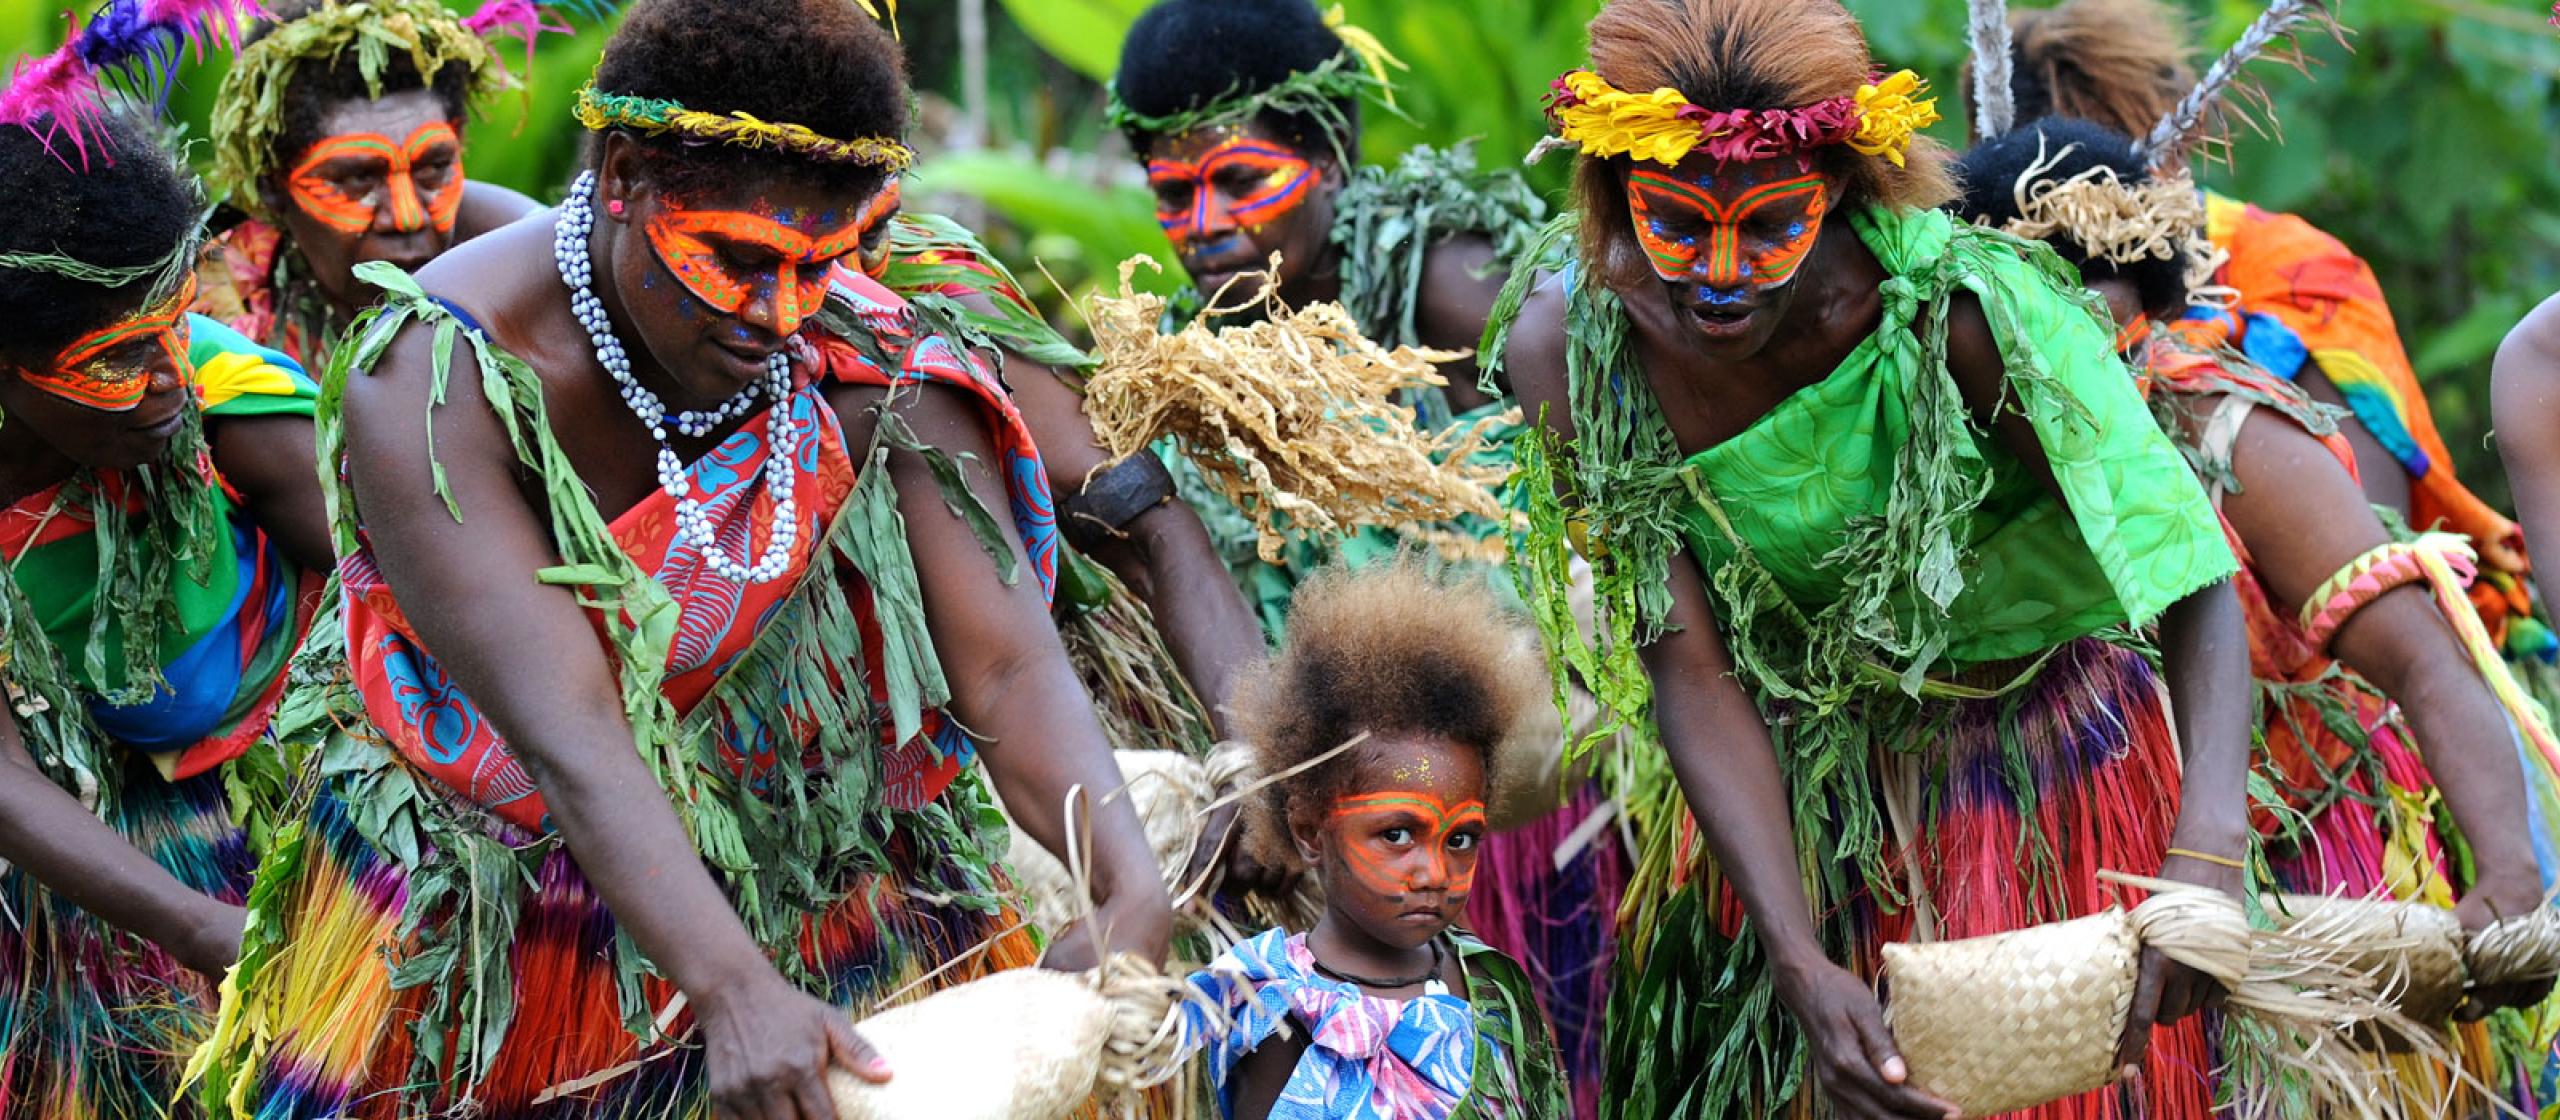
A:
[1,0,263,164]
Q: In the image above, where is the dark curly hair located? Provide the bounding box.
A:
[0,111,201,360]
[259,0,472,191]
[1953,117,2188,315]
[589,0,907,200]
[1111,0,1358,156]
[1232,560,1546,868]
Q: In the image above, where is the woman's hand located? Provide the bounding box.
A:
[1041,890,1177,973]
[1778,957,1957,1120]
[2454,882,2557,1019]
[696,970,887,1120]
[2115,850,2244,1071]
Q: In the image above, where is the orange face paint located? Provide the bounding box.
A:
[853,178,903,279]
[1146,137,1317,247]
[286,121,466,236]
[2113,313,2153,358]
[644,195,887,337]
[25,276,196,412]
[1626,161,1828,293]
[1325,790,1488,901]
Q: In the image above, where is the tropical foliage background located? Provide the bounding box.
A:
[4,0,2558,499]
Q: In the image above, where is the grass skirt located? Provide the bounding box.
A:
[0,757,250,1119]
[1602,638,2213,1120]
[1467,781,1625,1120]
[208,785,1038,1120]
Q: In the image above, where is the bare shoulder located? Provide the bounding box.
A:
[1501,279,1576,442]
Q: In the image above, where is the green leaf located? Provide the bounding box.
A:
[915,151,1183,298]
[991,0,1151,82]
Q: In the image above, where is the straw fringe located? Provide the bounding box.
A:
[1078,257,1515,564]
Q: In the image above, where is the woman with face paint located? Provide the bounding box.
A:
[192,0,550,367]
[0,26,333,1110]
[1956,120,2558,1092]
[1487,2,2257,1118]
[1178,560,1569,1120]
[1980,0,2549,668]
[186,0,1174,1116]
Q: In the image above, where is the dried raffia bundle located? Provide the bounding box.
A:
[826,953,1206,1120]
[2265,894,2560,1035]
[1000,748,1256,941]
[1885,876,2449,1119]
[1079,256,1516,563]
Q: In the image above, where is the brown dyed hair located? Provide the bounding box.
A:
[1571,0,1959,290]
[1993,0,2197,139]
[1230,559,1547,870]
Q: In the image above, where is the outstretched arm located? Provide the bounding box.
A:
[985,290,1263,737]
[1504,285,1953,1120]
[834,377,1176,968]
[0,702,243,977]
[345,320,883,1120]
[207,413,334,575]
[2217,405,2547,1014]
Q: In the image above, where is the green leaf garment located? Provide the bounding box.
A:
[189,266,1053,1118]
[1480,204,2240,1118]
[0,316,319,1119]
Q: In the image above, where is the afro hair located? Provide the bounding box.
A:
[0,110,201,359]
[2003,0,2195,139]
[1111,0,1357,156]
[591,0,908,199]
[1953,116,2189,315]
[1231,559,1547,869]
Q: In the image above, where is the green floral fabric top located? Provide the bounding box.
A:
[1675,206,2235,668]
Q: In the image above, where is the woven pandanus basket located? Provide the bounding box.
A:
[1884,880,2444,1119]
[2269,895,2468,1027]
[1885,910,2145,1116]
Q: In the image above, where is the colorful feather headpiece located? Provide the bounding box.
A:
[1,0,264,165]
[211,0,614,211]
[571,82,916,171]
[1538,67,1941,168]
[1104,4,1404,164]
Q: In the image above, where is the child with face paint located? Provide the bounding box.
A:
[1488,2,2266,1118]
[1957,121,2559,1092]
[0,56,332,1116]
[1180,560,1569,1120]
[192,0,554,367]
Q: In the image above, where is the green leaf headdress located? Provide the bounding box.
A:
[209,0,615,215]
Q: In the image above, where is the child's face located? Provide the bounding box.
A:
[1296,735,1488,952]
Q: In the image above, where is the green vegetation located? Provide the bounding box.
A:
[5,0,2555,497]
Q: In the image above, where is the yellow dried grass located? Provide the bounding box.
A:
[1078,256,1517,564]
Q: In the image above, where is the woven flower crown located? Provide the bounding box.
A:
[573,82,915,172]
[1542,67,1940,167]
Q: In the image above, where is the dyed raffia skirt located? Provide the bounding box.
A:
[0,756,252,1119]
[199,771,1035,1120]
[1602,637,2214,1120]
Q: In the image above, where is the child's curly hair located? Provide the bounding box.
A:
[1231,559,1548,871]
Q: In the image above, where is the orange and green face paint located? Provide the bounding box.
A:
[286,121,466,237]
[1625,158,1829,296]
[23,276,196,412]
[1324,789,1488,903]
[643,188,894,337]
[1145,135,1319,247]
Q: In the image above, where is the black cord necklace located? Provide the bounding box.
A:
[1312,935,1445,990]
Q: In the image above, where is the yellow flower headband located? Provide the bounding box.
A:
[1541,67,1939,168]
[573,82,915,172]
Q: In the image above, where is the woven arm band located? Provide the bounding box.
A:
[2297,537,2479,652]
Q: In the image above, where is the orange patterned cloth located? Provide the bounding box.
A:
[2185,194,2536,647]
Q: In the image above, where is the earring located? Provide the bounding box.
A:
[606,199,627,217]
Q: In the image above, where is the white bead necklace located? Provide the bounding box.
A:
[553,171,802,584]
